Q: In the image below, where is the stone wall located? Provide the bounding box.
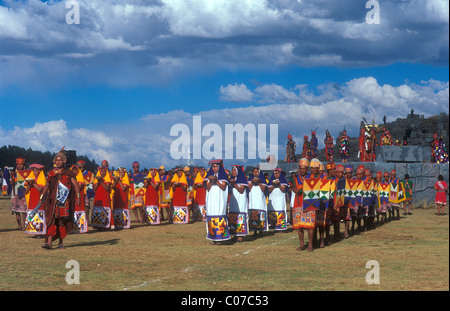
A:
[375,146,431,163]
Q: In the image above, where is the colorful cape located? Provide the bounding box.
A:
[362,178,375,206]
[302,174,321,212]
[334,178,346,208]
[389,178,406,203]
[130,172,146,197]
[377,181,390,206]
[15,169,32,200]
[354,178,365,205]
[345,178,362,208]
[170,171,188,199]
[83,170,95,199]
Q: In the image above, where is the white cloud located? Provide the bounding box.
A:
[220,83,254,103]
[0,0,447,89]
[160,0,280,38]
[0,5,29,40]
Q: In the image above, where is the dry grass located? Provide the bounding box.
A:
[0,196,448,291]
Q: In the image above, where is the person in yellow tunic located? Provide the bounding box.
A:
[70,165,88,233]
[144,168,161,225]
[158,165,172,221]
[129,161,146,223]
[25,164,47,235]
[170,168,189,224]
[112,167,131,229]
[193,167,207,221]
[11,157,31,231]
[77,160,95,224]
[91,166,112,229]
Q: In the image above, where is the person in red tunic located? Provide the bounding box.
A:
[144,168,161,224]
[170,168,189,224]
[193,167,207,221]
[25,164,47,235]
[435,175,448,216]
[112,167,131,228]
[70,165,88,233]
[40,151,80,249]
[77,160,94,223]
[92,166,112,228]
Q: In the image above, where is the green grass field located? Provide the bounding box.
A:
[0,196,448,291]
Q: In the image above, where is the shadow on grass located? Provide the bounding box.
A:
[0,228,22,233]
[65,238,120,248]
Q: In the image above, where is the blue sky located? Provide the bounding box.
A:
[0,0,448,169]
[1,63,448,131]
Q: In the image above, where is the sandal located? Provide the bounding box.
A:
[41,243,51,249]
[58,244,65,249]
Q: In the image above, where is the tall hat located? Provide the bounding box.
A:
[16,157,26,165]
[299,158,310,167]
[336,164,344,172]
[326,162,336,170]
[356,165,365,174]
[310,158,321,168]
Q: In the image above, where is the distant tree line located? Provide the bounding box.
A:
[0,145,99,172]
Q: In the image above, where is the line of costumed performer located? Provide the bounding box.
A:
[205,159,230,244]
[40,149,80,249]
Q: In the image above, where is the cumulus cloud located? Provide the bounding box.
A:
[0,0,447,88]
[219,83,254,103]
